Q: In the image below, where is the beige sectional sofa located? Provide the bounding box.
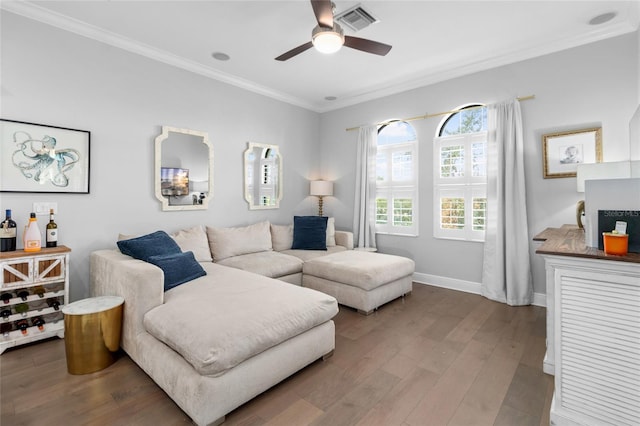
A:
[91,219,351,425]
[91,219,413,425]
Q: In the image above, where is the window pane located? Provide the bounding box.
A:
[441,197,465,229]
[441,113,460,136]
[460,108,486,133]
[392,151,412,181]
[472,142,486,177]
[440,145,464,177]
[472,197,486,231]
[378,121,417,145]
[376,153,387,181]
[376,198,388,224]
[393,198,413,227]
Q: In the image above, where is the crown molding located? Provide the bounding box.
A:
[1,1,318,111]
[3,1,639,114]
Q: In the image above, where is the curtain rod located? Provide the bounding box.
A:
[345,95,535,132]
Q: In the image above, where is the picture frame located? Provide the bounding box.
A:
[1,119,90,193]
[542,127,602,179]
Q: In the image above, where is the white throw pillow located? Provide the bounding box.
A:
[271,223,293,251]
[171,225,212,262]
[326,217,336,247]
[207,221,273,261]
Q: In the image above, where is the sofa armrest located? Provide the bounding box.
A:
[90,249,164,360]
[335,231,354,250]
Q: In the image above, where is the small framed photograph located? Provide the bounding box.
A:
[542,127,602,179]
[1,119,90,193]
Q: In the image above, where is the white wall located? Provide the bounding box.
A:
[319,33,638,297]
[0,13,322,300]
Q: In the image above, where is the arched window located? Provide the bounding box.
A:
[434,105,487,241]
[376,120,418,236]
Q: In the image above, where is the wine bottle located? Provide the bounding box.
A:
[15,303,29,317]
[31,316,45,331]
[23,212,41,252]
[1,308,11,321]
[46,209,58,248]
[17,290,29,301]
[1,322,11,337]
[47,298,60,311]
[0,209,17,252]
[1,292,11,304]
[16,319,29,335]
[33,285,46,298]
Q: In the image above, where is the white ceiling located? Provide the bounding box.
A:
[3,1,639,112]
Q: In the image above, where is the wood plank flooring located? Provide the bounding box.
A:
[1,284,553,426]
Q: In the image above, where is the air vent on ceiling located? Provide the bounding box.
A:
[335,4,379,32]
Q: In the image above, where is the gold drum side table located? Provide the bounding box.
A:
[62,295,124,375]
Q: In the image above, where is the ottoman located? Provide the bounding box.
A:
[303,251,415,315]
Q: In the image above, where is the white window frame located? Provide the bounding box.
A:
[376,138,419,236]
[434,132,487,241]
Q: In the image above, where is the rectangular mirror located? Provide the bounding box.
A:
[244,142,282,209]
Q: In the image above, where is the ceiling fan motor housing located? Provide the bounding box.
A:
[312,23,345,53]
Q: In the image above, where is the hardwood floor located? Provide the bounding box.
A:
[1,284,553,426]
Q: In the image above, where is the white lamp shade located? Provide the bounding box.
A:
[310,180,333,196]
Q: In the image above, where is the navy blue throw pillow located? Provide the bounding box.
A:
[292,216,328,250]
[147,251,207,291]
[117,231,181,262]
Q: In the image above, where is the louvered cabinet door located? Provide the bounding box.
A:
[552,260,640,426]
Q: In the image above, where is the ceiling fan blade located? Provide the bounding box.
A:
[344,36,392,56]
[275,41,314,61]
[311,0,333,28]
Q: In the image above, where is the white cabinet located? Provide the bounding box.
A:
[0,247,70,354]
[540,254,640,426]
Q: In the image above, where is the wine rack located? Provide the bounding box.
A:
[0,246,70,354]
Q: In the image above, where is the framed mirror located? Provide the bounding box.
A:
[244,142,282,209]
[155,126,213,211]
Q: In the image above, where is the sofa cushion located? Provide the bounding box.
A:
[216,251,303,278]
[282,245,347,262]
[170,225,212,262]
[303,251,415,291]
[143,263,338,377]
[117,231,181,262]
[270,223,293,251]
[147,251,207,291]
[207,221,272,261]
[326,217,336,247]
[292,216,328,250]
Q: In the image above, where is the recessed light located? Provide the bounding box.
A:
[589,12,616,25]
[325,96,337,101]
[211,52,230,61]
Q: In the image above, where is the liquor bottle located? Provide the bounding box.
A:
[15,303,29,317]
[17,290,29,301]
[1,322,11,337]
[46,209,58,248]
[1,292,11,304]
[31,316,45,331]
[16,319,29,335]
[1,308,11,321]
[23,213,41,252]
[0,209,17,252]
[47,298,60,311]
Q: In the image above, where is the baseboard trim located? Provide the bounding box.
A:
[413,272,546,307]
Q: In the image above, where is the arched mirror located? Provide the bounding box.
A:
[244,142,282,209]
[155,126,213,211]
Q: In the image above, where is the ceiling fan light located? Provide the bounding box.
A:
[312,25,344,54]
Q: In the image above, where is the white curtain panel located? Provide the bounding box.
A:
[353,125,378,249]
[481,99,533,306]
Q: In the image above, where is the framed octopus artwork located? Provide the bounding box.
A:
[0,119,90,193]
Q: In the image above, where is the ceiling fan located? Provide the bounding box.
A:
[275,0,392,61]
